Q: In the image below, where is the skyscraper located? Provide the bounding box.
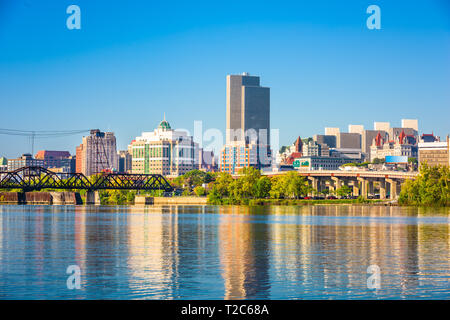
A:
[222,73,271,174]
[76,129,118,176]
[226,73,270,145]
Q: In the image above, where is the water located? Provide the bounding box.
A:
[0,204,449,300]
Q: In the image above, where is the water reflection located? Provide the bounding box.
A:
[0,205,448,299]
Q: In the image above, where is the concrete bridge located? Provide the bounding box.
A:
[263,170,418,200]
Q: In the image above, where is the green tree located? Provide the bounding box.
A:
[255,176,271,198]
[336,185,352,198]
[194,186,206,197]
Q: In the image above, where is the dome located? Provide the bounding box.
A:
[158,119,171,131]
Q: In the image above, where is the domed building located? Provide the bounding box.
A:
[128,116,197,176]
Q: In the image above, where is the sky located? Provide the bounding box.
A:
[0,0,449,158]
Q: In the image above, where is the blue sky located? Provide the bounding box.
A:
[0,0,449,158]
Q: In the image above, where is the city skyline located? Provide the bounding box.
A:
[1,0,449,158]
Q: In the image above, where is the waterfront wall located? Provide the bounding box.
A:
[0,192,82,205]
[135,196,208,205]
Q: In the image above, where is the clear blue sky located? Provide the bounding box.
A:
[0,0,449,158]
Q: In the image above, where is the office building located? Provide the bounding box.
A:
[34,150,75,172]
[129,117,196,176]
[118,150,132,173]
[293,156,358,171]
[7,154,44,171]
[302,140,329,157]
[76,129,118,176]
[418,136,449,167]
[401,119,418,131]
[348,124,364,135]
[374,122,391,132]
[325,127,340,136]
[313,134,337,148]
[222,73,271,173]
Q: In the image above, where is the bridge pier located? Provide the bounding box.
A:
[379,181,386,200]
[86,190,101,205]
[331,176,342,193]
[351,180,360,197]
[357,177,369,199]
[386,179,398,200]
[308,177,319,196]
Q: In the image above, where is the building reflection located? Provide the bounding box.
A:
[218,206,271,299]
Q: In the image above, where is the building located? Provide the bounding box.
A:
[76,129,118,176]
[348,124,364,135]
[277,136,303,166]
[330,148,365,162]
[420,133,439,143]
[7,154,44,171]
[336,132,361,149]
[293,156,357,171]
[418,136,449,167]
[198,149,217,172]
[118,150,132,173]
[0,157,8,171]
[313,134,336,148]
[401,119,418,131]
[374,122,390,132]
[302,140,329,157]
[34,150,75,172]
[129,117,196,177]
[370,130,418,162]
[222,73,271,173]
[325,127,340,136]
[362,130,388,157]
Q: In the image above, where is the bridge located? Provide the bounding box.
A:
[263,170,419,200]
[0,166,174,193]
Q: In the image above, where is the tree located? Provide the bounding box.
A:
[336,185,352,198]
[398,163,450,206]
[255,176,271,198]
[194,186,206,197]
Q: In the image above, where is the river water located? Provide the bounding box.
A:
[0,204,449,300]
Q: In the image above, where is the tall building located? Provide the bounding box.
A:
[222,73,271,173]
[129,117,196,176]
[370,130,418,161]
[313,134,337,148]
[118,150,132,173]
[374,122,391,132]
[348,124,364,135]
[302,140,329,157]
[401,119,418,131]
[76,129,118,176]
[34,150,75,172]
[226,73,270,145]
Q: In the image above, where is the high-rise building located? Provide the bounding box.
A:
[129,117,196,176]
[325,127,340,136]
[76,129,118,176]
[118,150,132,173]
[222,73,271,173]
[374,122,391,132]
[348,124,364,135]
[313,134,337,148]
[401,119,418,131]
[34,150,75,172]
[226,73,270,145]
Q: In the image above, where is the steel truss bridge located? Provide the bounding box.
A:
[0,166,173,192]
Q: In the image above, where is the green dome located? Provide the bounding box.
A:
[158,119,171,130]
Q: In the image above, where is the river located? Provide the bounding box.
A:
[0,204,449,299]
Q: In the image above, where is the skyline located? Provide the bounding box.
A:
[1,0,450,158]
